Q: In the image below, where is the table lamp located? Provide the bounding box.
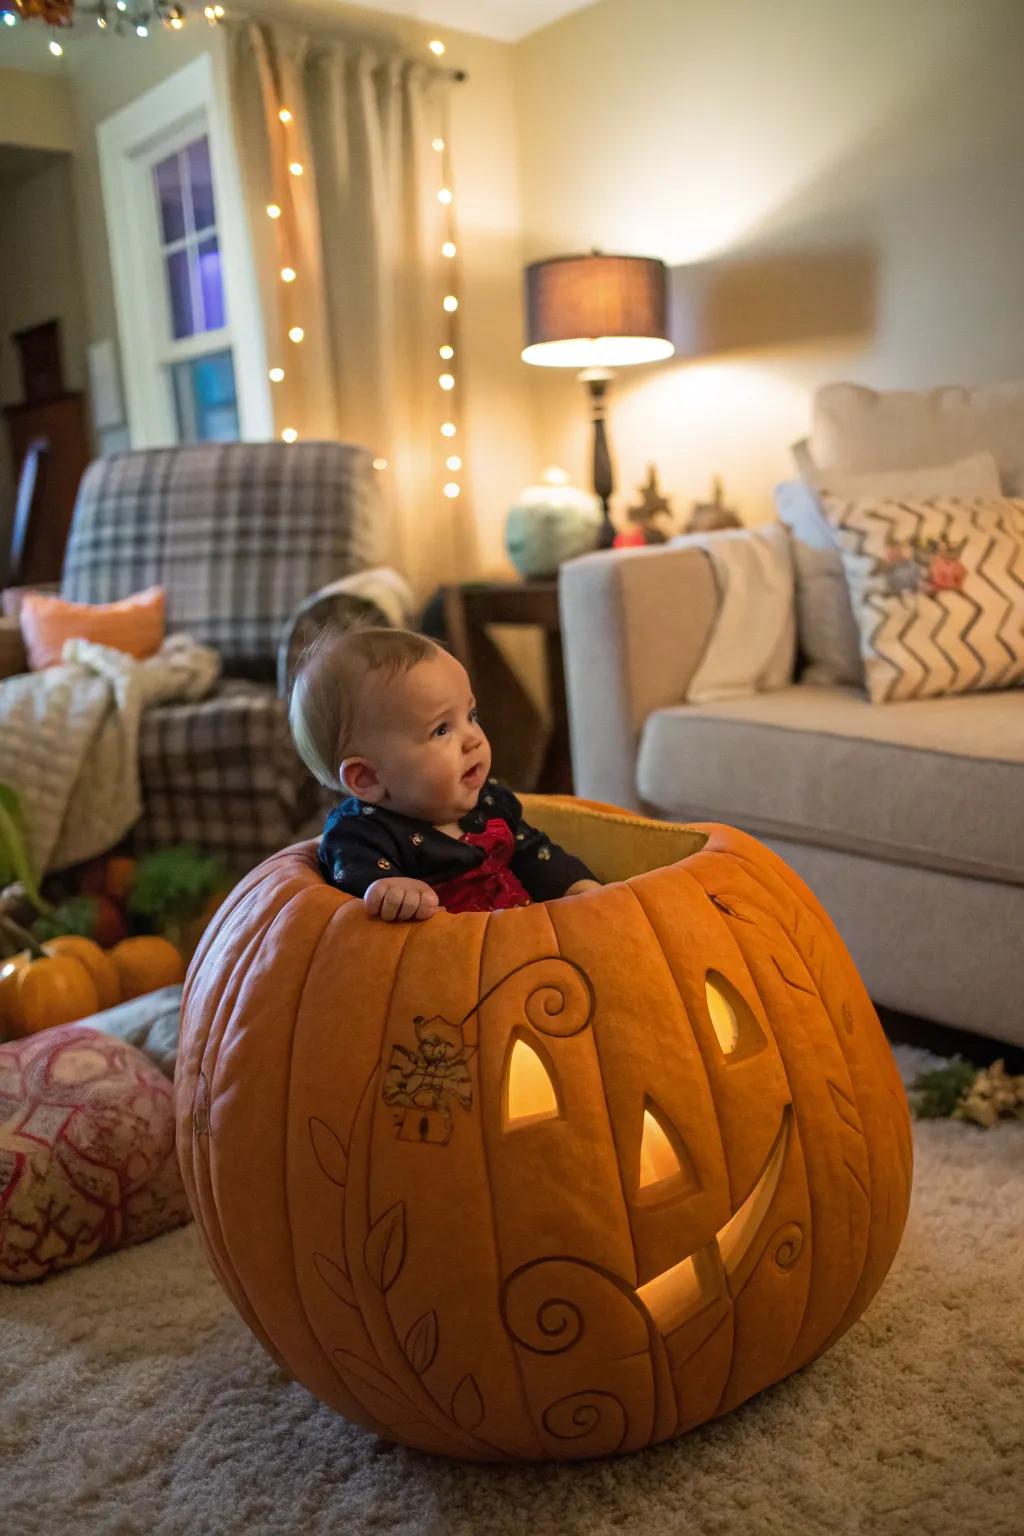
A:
[522,251,674,547]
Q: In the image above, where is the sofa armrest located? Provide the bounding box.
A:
[0,617,27,679]
[559,540,719,810]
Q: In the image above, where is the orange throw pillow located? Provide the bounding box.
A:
[19,585,165,670]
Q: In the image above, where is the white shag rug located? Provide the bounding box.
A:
[2,1046,1021,1536]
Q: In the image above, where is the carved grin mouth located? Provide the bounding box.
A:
[637,1104,793,1334]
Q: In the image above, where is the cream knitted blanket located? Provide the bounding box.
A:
[0,635,220,875]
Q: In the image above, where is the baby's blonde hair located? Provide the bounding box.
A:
[288,624,439,790]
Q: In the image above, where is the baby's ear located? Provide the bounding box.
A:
[340,757,384,802]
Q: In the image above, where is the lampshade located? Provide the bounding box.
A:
[522,252,674,368]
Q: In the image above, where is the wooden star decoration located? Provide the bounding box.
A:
[627,463,673,527]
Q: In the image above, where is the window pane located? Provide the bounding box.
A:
[197,235,225,331]
[166,247,195,339]
[188,136,216,232]
[171,349,239,443]
[153,150,185,245]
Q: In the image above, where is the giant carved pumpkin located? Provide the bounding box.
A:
[176,799,912,1461]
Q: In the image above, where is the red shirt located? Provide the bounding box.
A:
[430,818,532,913]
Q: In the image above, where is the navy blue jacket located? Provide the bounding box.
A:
[318,780,595,903]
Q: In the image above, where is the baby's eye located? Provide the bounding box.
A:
[432,721,450,738]
[469,707,479,724]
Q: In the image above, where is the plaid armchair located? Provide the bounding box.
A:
[1,441,387,871]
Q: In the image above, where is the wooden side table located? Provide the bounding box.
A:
[441,580,573,795]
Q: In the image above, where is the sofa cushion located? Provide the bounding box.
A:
[809,380,1024,494]
[636,684,1024,884]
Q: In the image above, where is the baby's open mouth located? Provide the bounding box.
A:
[462,762,485,787]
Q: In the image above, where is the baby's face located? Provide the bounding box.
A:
[353,650,492,825]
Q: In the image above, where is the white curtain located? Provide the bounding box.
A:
[227,20,465,596]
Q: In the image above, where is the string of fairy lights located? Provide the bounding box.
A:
[265,34,464,506]
[0,1,222,58]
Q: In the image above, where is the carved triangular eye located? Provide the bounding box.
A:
[705,971,764,1059]
[639,1107,682,1189]
[705,976,740,1053]
[503,1034,560,1129]
[637,1099,699,1203]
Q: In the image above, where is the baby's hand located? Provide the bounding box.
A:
[565,879,602,897]
[364,877,439,922]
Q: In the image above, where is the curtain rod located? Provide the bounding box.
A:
[227,14,469,82]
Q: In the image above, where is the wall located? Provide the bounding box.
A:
[0,66,75,152]
[0,61,88,545]
[514,0,1024,524]
[1,4,531,582]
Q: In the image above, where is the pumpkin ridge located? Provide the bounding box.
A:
[207,882,348,1385]
[631,866,821,1414]
[183,847,310,1008]
[182,897,298,1360]
[283,896,377,1413]
[345,1057,507,1458]
[324,916,432,1440]
[704,901,866,1382]
[343,917,514,1460]
[689,842,912,1353]
[625,873,737,1199]
[624,870,760,1433]
[549,889,644,1291]
[473,905,549,1460]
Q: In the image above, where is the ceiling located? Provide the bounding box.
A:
[343,0,600,43]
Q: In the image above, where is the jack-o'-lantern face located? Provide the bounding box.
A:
[179,810,913,1464]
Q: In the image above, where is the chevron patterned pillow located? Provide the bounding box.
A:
[820,495,1024,704]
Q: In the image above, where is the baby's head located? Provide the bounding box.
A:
[289,624,491,825]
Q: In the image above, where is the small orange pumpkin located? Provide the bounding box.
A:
[177,799,913,1461]
[110,935,185,1000]
[44,936,120,1012]
[0,948,99,1037]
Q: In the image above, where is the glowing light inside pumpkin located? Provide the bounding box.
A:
[706,976,740,1053]
[638,1108,683,1189]
[504,1036,559,1126]
[637,1106,793,1334]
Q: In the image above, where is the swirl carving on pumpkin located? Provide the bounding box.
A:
[541,1391,628,1455]
[465,955,595,1041]
[500,1257,653,1455]
[501,1256,652,1356]
[771,1221,805,1271]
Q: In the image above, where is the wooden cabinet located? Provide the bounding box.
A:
[440,580,574,794]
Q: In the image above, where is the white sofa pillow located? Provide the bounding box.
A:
[685,523,796,704]
[810,380,1024,494]
[776,452,1002,686]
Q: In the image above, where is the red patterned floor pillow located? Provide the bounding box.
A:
[0,1024,190,1283]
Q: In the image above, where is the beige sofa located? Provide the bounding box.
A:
[559,382,1024,1049]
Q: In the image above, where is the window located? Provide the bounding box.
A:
[98,55,271,448]
[150,131,239,442]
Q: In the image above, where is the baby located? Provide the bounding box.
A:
[288,624,601,920]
